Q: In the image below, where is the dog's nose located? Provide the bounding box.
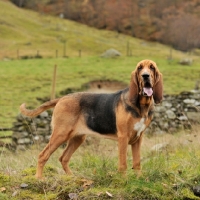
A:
[142,73,150,79]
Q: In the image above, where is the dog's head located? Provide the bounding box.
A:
[129,59,163,104]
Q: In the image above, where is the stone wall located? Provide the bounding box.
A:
[146,90,200,134]
[12,110,52,150]
[12,90,200,150]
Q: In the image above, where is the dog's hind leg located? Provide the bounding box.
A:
[59,135,86,175]
[35,128,71,179]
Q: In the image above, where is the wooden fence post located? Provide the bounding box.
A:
[17,49,19,59]
[127,41,130,56]
[63,40,66,57]
[51,65,57,100]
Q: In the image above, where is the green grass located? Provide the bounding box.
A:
[0,57,200,128]
[0,131,200,199]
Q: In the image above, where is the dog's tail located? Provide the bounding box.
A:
[20,98,61,117]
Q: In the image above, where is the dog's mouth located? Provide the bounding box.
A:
[143,87,153,97]
[142,79,153,97]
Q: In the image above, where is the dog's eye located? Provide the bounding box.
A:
[150,64,155,70]
[138,65,143,70]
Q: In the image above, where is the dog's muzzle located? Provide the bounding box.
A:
[141,73,153,97]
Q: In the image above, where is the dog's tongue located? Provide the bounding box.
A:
[143,87,153,96]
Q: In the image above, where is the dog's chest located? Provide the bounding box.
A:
[133,117,151,137]
[133,118,145,137]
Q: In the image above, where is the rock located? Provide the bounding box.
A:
[12,190,19,197]
[16,114,24,122]
[33,135,44,143]
[151,143,169,152]
[183,99,196,104]
[13,122,23,127]
[166,110,176,119]
[155,105,165,112]
[39,111,48,118]
[162,102,173,108]
[44,135,51,142]
[154,129,165,135]
[16,145,26,151]
[186,112,200,121]
[179,58,193,65]
[177,115,188,121]
[101,48,121,58]
[36,121,47,128]
[17,126,26,132]
[36,127,49,135]
[193,185,200,197]
[68,193,78,200]
[158,121,169,130]
[195,101,200,106]
[20,183,28,189]
[12,132,28,139]
[17,138,31,144]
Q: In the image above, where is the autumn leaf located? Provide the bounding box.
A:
[81,178,94,188]
[68,193,78,200]
[106,191,113,198]
[0,187,6,193]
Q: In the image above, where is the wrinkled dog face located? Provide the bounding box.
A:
[136,60,157,97]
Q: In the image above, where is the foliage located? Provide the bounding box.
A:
[10,0,200,51]
[161,13,200,51]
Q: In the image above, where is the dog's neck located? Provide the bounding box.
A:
[138,95,153,118]
[124,90,154,118]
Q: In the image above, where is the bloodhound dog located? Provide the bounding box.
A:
[20,59,163,179]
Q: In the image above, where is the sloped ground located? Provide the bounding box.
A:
[0,126,200,199]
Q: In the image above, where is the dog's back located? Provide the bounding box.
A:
[79,90,124,134]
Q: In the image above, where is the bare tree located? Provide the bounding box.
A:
[162,14,200,51]
[11,0,26,7]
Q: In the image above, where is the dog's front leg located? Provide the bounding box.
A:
[118,136,128,173]
[131,134,143,173]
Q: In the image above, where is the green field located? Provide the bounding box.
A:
[1,57,200,128]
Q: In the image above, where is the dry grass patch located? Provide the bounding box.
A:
[0,126,200,199]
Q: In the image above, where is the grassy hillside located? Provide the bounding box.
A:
[1,0,169,59]
[0,0,198,59]
[0,0,200,129]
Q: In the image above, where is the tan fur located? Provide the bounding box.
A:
[20,59,163,179]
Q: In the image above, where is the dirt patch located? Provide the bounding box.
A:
[84,80,127,93]
[39,80,128,103]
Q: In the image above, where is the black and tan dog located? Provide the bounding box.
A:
[20,59,163,179]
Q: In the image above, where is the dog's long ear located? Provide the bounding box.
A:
[153,71,163,104]
[129,70,139,103]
